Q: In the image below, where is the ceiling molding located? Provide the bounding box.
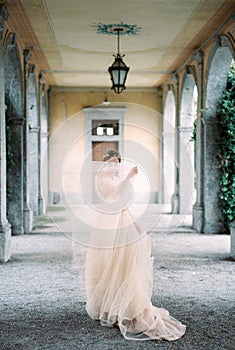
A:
[49,86,158,92]
[41,69,174,74]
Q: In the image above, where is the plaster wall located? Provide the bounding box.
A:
[49,91,161,203]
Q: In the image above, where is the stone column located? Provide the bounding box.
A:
[192,54,204,232]
[23,50,33,233]
[27,64,40,215]
[38,79,48,215]
[158,134,164,204]
[171,168,179,213]
[171,80,180,214]
[29,123,40,213]
[201,46,231,234]
[192,114,204,232]
[7,117,25,235]
[158,87,164,204]
[178,126,194,214]
[0,5,11,262]
[230,221,235,260]
[203,117,222,233]
[41,129,49,209]
[162,131,175,203]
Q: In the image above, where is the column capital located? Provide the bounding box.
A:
[162,131,175,137]
[39,73,45,86]
[42,132,49,138]
[24,49,32,64]
[26,62,35,79]
[8,117,25,126]
[178,126,193,132]
[29,125,40,133]
[194,51,203,64]
[157,86,162,99]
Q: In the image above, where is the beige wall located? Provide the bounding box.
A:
[49,90,161,203]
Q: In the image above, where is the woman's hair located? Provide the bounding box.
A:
[103,148,121,163]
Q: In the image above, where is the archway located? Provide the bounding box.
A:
[179,75,197,214]
[203,46,233,233]
[4,33,24,235]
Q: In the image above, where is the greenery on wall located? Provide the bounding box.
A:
[217,62,235,231]
[5,99,15,206]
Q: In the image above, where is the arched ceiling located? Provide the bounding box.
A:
[4,0,235,89]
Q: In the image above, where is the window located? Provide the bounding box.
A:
[92,120,119,136]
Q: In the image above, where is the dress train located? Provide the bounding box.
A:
[85,210,186,341]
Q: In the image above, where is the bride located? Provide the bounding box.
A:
[85,149,186,341]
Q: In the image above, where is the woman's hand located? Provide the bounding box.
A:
[125,166,138,181]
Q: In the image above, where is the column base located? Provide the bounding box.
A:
[158,187,164,204]
[193,204,204,233]
[230,221,235,260]
[52,192,61,205]
[0,221,11,263]
[23,207,33,234]
[171,193,179,214]
[203,220,223,234]
[38,196,46,215]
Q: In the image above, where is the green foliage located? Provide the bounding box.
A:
[5,100,15,201]
[190,119,197,142]
[217,62,235,231]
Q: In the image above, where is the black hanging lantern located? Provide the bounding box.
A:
[108,28,130,94]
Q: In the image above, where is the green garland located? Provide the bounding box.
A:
[217,62,235,231]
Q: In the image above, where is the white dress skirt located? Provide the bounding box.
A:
[85,168,186,341]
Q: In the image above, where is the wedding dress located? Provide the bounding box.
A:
[85,162,186,341]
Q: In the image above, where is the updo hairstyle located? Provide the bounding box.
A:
[103,149,121,163]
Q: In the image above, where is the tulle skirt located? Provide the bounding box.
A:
[85,209,186,341]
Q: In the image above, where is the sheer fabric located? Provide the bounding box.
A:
[84,163,186,341]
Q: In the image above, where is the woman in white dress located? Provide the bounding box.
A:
[85,149,186,341]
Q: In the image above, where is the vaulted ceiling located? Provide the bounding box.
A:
[5,0,235,89]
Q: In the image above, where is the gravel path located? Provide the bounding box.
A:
[0,206,234,350]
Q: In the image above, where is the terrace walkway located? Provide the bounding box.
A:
[0,205,234,350]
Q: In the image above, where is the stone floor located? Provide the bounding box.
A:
[0,205,234,350]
